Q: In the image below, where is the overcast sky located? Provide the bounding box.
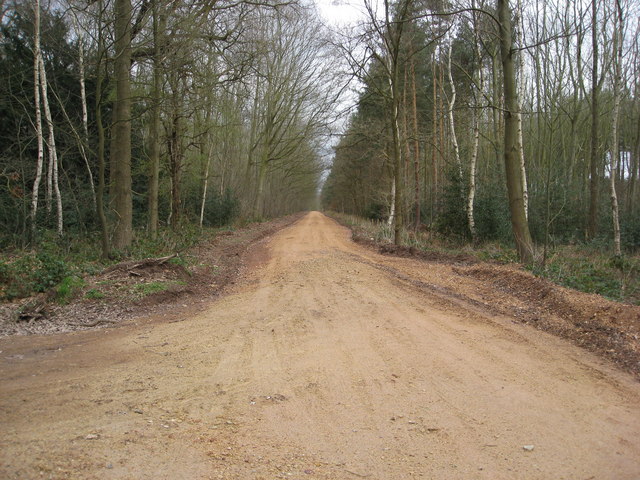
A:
[314,0,367,27]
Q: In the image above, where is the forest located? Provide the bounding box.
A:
[323,0,640,263]
[1,0,339,255]
[0,0,639,300]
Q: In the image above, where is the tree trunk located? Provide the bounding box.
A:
[71,13,97,211]
[515,0,528,219]
[498,0,534,264]
[468,106,479,242]
[447,40,462,182]
[629,113,640,214]
[491,48,502,163]
[38,52,63,235]
[410,57,420,230]
[30,0,44,238]
[609,0,623,256]
[389,56,403,244]
[95,0,109,259]
[148,0,164,238]
[431,53,437,225]
[387,177,396,227]
[468,2,482,243]
[199,144,214,227]
[254,149,269,219]
[111,0,133,251]
[402,67,412,221]
[168,111,182,227]
[587,0,600,240]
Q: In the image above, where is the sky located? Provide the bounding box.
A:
[314,0,367,28]
[309,0,366,166]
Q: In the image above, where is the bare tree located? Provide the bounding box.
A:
[249,7,339,218]
[359,0,416,244]
[30,0,44,238]
[609,0,623,256]
[498,0,534,263]
[587,0,601,240]
[446,37,463,182]
[35,2,63,236]
[95,0,110,258]
[147,0,164,238]
[111,0,133,250]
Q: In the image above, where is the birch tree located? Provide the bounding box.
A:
[30,0,63,236]
[609,0,623,256]
[30,0,44,238]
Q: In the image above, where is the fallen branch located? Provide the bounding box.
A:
[17,292,54,321]
[103,254,179,274]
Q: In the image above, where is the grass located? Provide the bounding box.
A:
[329,212,640,305]
[55,276,86,304]
[132,281,171,297]
[85,288,105,300]
[333,212,518,262]
[130,280,187,298]
[531,246,640,304]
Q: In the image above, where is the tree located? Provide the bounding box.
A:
[498,0,534,263]
[248,7,338,218]
[95,0,110,258]
[111,0,133,250]
[587,0,601,240]
[608,0,623,256]
[147,0,164,238]
[357,0,417,244]
[30,0,44,238]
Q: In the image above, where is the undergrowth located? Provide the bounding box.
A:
[330,212,640,305]
[130,280,188,298]
[0,224,231,302]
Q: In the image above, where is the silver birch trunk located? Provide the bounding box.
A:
[447,40,462,182]
[609,0,623,256]
[387,178,396,227]
[38,54,63,235]
[516,0,528,219]
[468,107,479,241]
[74,13,96,210]
[468,3,482,242]
[199,144,214,228]
[31,0,44,236]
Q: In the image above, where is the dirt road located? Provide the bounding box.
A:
[2,211,640,479]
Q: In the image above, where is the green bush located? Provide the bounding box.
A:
[56,275,85,304]
[621,212,640,251]
[0,251,71,301]
[32,252,70,292]
[365,202,386,222]
[474,191,511,242]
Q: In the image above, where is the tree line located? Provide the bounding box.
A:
[322,0,640,262]
[0,0,340,255]
[2,0,639,264]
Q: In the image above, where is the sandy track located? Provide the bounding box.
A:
[1,211,639,479]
